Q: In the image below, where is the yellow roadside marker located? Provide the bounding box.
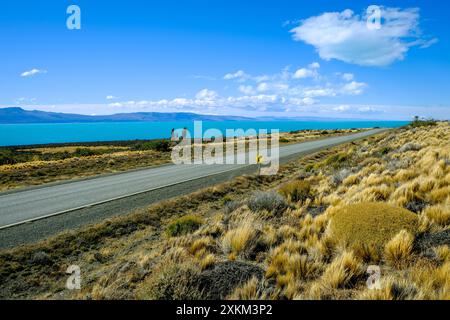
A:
[256,154,264,164]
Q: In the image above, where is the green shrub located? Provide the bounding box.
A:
[329,202,418,251]
[73,148,97,157]
[409,117,437,128]
[0,149,16,165]
[165,215,203,237]
[132,140,171,152]
[278,180,313,203]
[378,146,391,156]
[324,152,349,169]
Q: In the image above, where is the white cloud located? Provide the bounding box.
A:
[238,85,255,95]
[96,65,368,115]
[106,95,118,100]
[358,106,379,113]
[223,70,249,81]
[21,68,47,77]
[195,88,218,100]
[342,73,354,81]
[303,88,336,98]
[333,105,350,112]
[341,81,367,95]
[290,7,437,66]
[257,82,269,92]
[15,97,37,105]
[293,68,315,79]
[108,102,123,108]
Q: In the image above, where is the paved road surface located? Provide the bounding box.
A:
[0,129,385,230]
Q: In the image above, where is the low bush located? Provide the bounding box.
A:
[0,149,16,165]
[73,148,98,157]
[324,152,349,169]
[329,203,418,252]
[409,118,437,128]
[165,215,203,237]
[247,191,289,215]
[132,140,171,152]
[398,143,422,153]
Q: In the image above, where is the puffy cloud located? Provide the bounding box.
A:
[293,68,315,79]
[21,68,47,77]
[290,7,437,66]
[195,88,218,100]
[106,95,118,100]
[223,70,249,81]
[341,81,367,95]
[100,64,367,115]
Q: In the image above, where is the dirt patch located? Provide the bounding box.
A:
[414,230,450,256]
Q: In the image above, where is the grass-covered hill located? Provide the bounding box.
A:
[0,122,448,299]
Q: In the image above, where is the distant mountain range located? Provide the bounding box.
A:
[0,107,252,123]
[0,107,383,124]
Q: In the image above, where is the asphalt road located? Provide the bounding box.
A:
[0,129,385,231]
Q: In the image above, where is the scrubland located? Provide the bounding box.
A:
[0,123,448,300]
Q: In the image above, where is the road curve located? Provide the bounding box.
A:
[0,129,385,229]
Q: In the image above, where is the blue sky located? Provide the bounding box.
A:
[0,0,449,120]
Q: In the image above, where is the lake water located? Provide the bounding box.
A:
[0,120,409,147]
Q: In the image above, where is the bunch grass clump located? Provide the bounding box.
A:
[384,230,415,269]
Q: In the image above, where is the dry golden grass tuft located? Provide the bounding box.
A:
[434,246,450,264]
[319,250,364,289]
[358,276,421,300]
[422,205,450,227]
[221,217,257,257]
[278,180,313,203]
[384,230,415,269]
[228,277,265,300]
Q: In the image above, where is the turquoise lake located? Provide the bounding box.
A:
[0,121,409,146]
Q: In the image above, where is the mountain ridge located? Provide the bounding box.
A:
[0,107,251,123]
